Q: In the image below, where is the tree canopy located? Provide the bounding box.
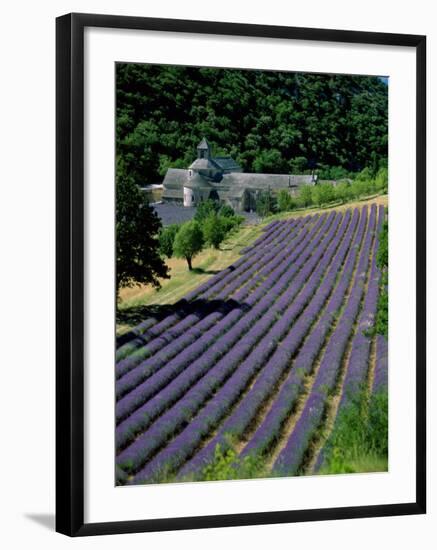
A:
[173,220,205,270]
[158,224,180,258]
[116,64,388,187]
[116,160,169,293]
[202,214,227,249]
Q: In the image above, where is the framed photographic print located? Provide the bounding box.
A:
[56,12,426,536]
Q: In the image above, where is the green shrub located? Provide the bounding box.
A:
[321,387,388,474]
[158,224,179,258]
[375,218,388,337]
[375,167,388,193]
[335,181,351,203]
[317,165,353,180]
[312,183,335,206]
[218,203,236,218]
[221,214,244,233]
[201,443,267,481]
[194,199,220,222]
[289,156,308,173]
[256,189,277,217]
[298,184,313,207]
[277,189,296,212]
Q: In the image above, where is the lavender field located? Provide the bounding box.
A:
[115,203,388,485]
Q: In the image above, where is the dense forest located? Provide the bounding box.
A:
[116,64,388,187]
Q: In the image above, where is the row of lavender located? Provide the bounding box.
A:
[115,217,308,384]
[116,216,308,364]
[131,211,351,483]
[273,204,380,476]
[178,206,364,479]
[177,205,382,481]
[116,212,335,461]
[115,211,336,472]
[312,208,387,474]
[115,215,321,424]
[116,217,298,354]
[116,205,387,483]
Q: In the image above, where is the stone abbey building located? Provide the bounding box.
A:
[162,138,317,212]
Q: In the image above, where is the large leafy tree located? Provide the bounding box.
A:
[173,220,204,270]
[116,159,169,294]
[202,214,227,249]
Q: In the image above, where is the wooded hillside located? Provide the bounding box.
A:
[116,64,388,186]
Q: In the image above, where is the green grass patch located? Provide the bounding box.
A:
[319,388,388,475]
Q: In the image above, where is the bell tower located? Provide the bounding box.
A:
[197,137,211,160]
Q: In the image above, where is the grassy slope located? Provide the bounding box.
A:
[117,194,388,335]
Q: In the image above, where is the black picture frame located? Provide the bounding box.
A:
[56,12,426,537]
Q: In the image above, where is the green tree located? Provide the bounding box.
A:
[252,149,285,173]
[173,220,204,270]
[298,184,313,207]
[335,181,351,203]
[312,183,335,206]
[220,214,244,234]
[194,199,220,222]
[277,189,295,212]
[158,224,179,258]
[202,214,227,249]
[116,160,169,295]
[256,189,277,217]
[374,166,388,193]
[289,156,308,173]
[218,203,235,218]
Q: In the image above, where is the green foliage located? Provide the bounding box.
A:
[116,159,169,294]
[202,214,227,249]
[158,224,179,258]
[117,65,388,185]
[317,165,354,180]
[201,443,267,481]
[173,220,204,270]
[252,149,285,173]
[375,275,388,338]
[374,166,388,193]
[218,203,236,218]
[321,387,388,474]
[277,189,296,212]
[312,182,335,206]
[298,185,314,207]
[194,198,220,222]
[377,219,388,269]
[220,214,244,233]
[298,165,387,209]
[289,156,308,173]
[355,166,373,182]
[375,218,388,337]
[335,181,351,203]
[256,189,277,217]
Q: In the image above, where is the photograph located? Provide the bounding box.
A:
[114,63,389,486]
